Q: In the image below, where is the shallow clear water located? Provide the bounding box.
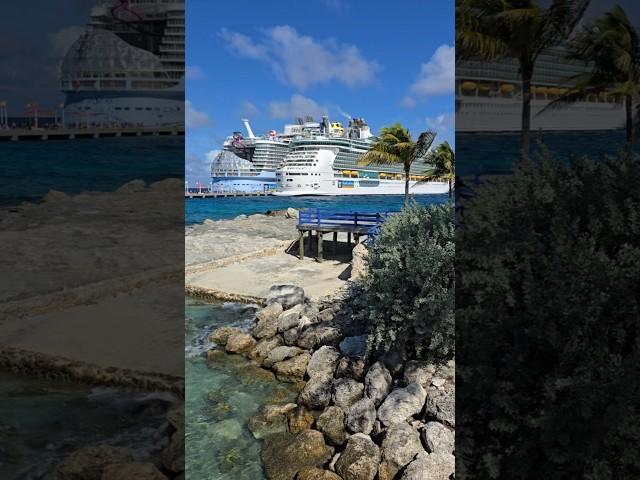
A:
[0,373,175,479]
[185,297,298,479]
[186,193,449,224]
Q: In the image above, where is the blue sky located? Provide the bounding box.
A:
[186,0,455,185]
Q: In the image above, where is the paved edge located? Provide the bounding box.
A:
[185,284,266,306]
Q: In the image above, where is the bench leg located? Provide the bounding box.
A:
[308,230,313,252]
[347,232,351,245]
[298,230,305,259]
[317,232,323,262]
[333,232,338,256]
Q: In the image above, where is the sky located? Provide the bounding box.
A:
[185,0,455,185]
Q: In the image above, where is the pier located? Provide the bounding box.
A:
[297,208,395,262]
[185,191,273,198]
[0,125,184,141]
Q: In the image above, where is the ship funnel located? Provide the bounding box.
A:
[241,118,255,139]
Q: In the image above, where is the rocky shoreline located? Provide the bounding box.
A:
[207,283,455,480]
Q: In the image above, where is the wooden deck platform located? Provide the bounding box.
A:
[297,209,395,261]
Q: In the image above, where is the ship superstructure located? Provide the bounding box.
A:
[456,45,625,132]
[60,0,184,127]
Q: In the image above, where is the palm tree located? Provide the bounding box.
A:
[547,6,640,144]
[456,0,589,161]
[359,123,436,208]
[427,141,455,198]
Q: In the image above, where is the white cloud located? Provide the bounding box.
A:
[426,112,455,147]
[403,44,455,107]
[238,100,259,118]
[185,100,211,129]
[48,26,85,57]
[219,26,379,90]
[186,150,219,185]
[186,65,206,80]
[269,94,328,120]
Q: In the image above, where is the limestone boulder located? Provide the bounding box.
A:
[248,335,284,362]
[297,325,341,350]
[424,386,455,428]
[296,467,343,480]
[284,327,300,346]
[422,421,454,454]
[299,376,334,410]
[208,326,243,346]
[263,346,304,368]
[306,346,340,379]
[378,383,427,427]
[345,397,376,435]
[272,352,311,382]
[256,301,284,323]
[334,357,366,381]
[288,406,315,434]
[338,335,367,358]
[267,285,306,309]
[400,452,455,480]
[335,433,380,480]
[364,361,392,407]
[278,304,305,332]
[331,378,364,410]
[225,333,256,354]
[252,314,280,340]
[262,430,332,480]
[316,406,347,447]
[317,308,335,323]
[56,445,133,480]
[378,423,425,480]
[403,360,436,388]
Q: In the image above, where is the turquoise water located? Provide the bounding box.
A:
[185,298,298,479]
[0,372,175,479]
[0,136,183,206]
[186,193,449,224]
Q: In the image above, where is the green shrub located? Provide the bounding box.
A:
[457,148,640,479]
[362,204,454,362]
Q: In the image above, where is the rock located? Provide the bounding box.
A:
[248,336,284,362]
[303,303,320,321]
[257,302,284,323]
[298,315,314,330]
[278,304,305,332]
[372,420,384,437]
[286,207,300,219]
[345,397,376,434]
[206,349,225,362]
[284,327,300,345]
[317,308,335,323]
[262,430,332,480]
[116,179,146,193]
[306,346,340,379]
[400,452,455,480]
[297,325,341,350]
[378,383,427,427]
[335,433,381,480]
[267,285,306,309]
[263,346,305,368]
[335,357,366,381]
[424,386,455,428]
[56,445,133,480]
[422,422,454,454]
[208,326,243,346]
[403,360,436,388]
[300,376,334,410]
[288,406,315,434]
[161,427,184,473]
[381,348,405,377]
[207,418,243,441]
[316,406,348,447]
[101,463,167,480]
[338,335,367,358]
[431,377,446,388]
[225,333,257,354]
[378,423,425,480]
[364,361,392,407]
[252,313,280,340]
[272,352,311,382]
[332,378,364,410]
[350,242,368,279]
[296,467,343,480]
[329,453,341,472]
[248,403,297,439]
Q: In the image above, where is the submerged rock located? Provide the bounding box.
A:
[364,361,392,407]
[316,406,347,447]
[335,433,380,480]
[262,430,332,480]
[248,335,284,362]
[272,352,311,382]
[422,421,454,454]
[299,376,333,410]
[264,346,305,368]
[331,378,364,410]
[306,346,340,379]
[248,403,297,439]
[345,397,376,435]
[56,445,133,480]
[297,467,343,480]
[225,333,257,354]
[267,285,306,309]
[208,326,243,346]
[378,422,425,480]
[400,452,455,480]
[377,383,427,427]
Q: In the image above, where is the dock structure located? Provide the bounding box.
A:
[297,209,394,262]
[185,191,273,198]
[0,125,184,141]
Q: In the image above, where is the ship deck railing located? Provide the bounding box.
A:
[296,208,396,261]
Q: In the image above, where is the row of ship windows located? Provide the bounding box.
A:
[276,173,321,176]
[74,106,182,111]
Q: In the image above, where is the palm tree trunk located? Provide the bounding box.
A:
[625,94,634,144]
[448,178,452,198]
[404,167,410,208]
[520,63,533,163]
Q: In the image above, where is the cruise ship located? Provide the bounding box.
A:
[210,119,292,192]
[274,117,448,196]
[456,46,625,132]
[60,0,184,127]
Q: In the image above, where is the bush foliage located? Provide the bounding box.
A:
[362,204,454,362]
[457,148,640,479]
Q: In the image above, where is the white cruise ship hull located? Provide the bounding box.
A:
[274,179,448,196]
